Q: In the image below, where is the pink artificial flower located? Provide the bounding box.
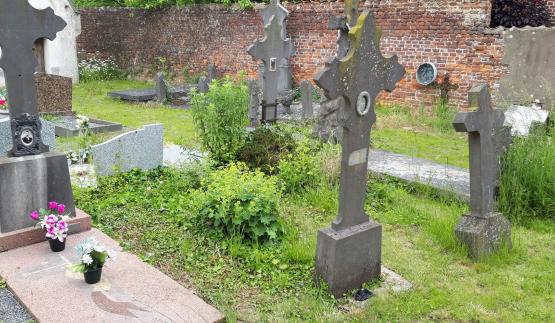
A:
[45,214,58,225]
[48,201,58,210]
[57,221,67,232]
[0,96,6,106]
[30,211,39,220]
[57,204,65,214]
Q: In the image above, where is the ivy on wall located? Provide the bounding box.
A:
[491,0,552,28]
[74,0,258,9]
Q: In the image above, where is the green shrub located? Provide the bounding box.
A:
[191,78,249,165]
[236,125,296,174]
[277,140,322,194]
[499,126,555,222]
[79,57,125,82]
[192,163,283,242]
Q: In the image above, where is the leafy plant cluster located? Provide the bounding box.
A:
[491,0,552,28]
[79,57,126,82]
[74,0,256,10]
[499,124,555,222]
[190,163,283,242]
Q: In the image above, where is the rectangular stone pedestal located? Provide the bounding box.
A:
[315,221,382,298]
[0,152,75,234]
[455,212,512,260]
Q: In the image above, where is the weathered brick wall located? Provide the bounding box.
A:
[78,1,514,109]
[548,0,555,24]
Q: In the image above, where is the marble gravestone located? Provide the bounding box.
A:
[247,0,295,123]
[453,84,511,259]
[313,6,405,298]
[0,0,75,234]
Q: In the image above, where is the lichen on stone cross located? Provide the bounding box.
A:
[0,0,66,156]
[314,12,405,231]
[453,84,505,217]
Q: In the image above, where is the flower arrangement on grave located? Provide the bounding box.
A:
[29,201,70,252]
[75,115,90,130]
[0,88,7,109]
[66,115,92,166]
[72,237,116,284]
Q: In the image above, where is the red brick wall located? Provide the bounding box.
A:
[78,1,514,109]
[548,0,555,24]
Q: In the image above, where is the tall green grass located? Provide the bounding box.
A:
[499,125,555,222]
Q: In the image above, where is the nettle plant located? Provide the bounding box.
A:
[491,0,552,28]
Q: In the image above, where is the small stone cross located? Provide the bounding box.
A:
[0,0,66,156]
[315,12,405,231]
[247,16,294,123]
[453,84,505,217]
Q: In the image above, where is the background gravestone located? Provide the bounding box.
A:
[313,7,405,298]
[248,80,261,127]
[155,73,168,103]
[301,80,314,119]
[453,84,511,259]
[35,73,73,115]
[247,0,295,123]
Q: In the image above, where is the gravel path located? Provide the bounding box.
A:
[0,287,32,323]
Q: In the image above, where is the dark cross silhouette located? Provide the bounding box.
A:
[453,84,505,217]
[0,0,66,156]
[328,0,360,59]
[247,16,294,123]
[314,12,405,231]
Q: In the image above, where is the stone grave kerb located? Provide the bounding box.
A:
[247,15,295,123]
[313,10,405,298]
[452,84,512,259]
[0,0,66,156]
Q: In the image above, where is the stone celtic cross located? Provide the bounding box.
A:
[248,15,295,123]
[0,0,66,156]
[314,9,404,298]
[453,84,504,217]
[262,0,288,33]
[315,12,405,231]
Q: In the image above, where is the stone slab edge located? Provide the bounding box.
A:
[0,208,91,252]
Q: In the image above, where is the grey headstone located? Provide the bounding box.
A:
[452,84,512,259]
[155,73,168,103]
[248,80,260,127]
[91,124,164,177]
[0,0,66,156]
[207,64,217,83]
[313,10,405,298]
[197,76,209,94]
[248,14,295,123]
[261,0,289,36]
[0,152,76,234]
[277,89,295,114]
[301,80,314,119]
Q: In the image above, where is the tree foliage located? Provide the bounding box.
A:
[74,0,256,9]
[491,0,552,28]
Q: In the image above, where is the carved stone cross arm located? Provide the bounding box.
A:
[247,16,294,63]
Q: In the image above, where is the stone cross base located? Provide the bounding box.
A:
[315,221,382,298]
[455,213,512,260]
[0,152,75,234]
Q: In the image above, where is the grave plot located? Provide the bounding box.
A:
[51,116,122,137]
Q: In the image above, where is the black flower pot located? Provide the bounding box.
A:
[48,238,66,252]
[84,267,103,284]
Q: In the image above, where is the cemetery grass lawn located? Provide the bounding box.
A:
[75,169,555,322]
[70,81,467,167]
[72,80,198,147]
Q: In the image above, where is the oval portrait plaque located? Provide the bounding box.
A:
[416,62,438,86]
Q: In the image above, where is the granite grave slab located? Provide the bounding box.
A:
[91,124,163,176]
[0,228,224,323]
[51,116,123,137]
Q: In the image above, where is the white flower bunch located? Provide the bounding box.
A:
[75,237,116,270]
